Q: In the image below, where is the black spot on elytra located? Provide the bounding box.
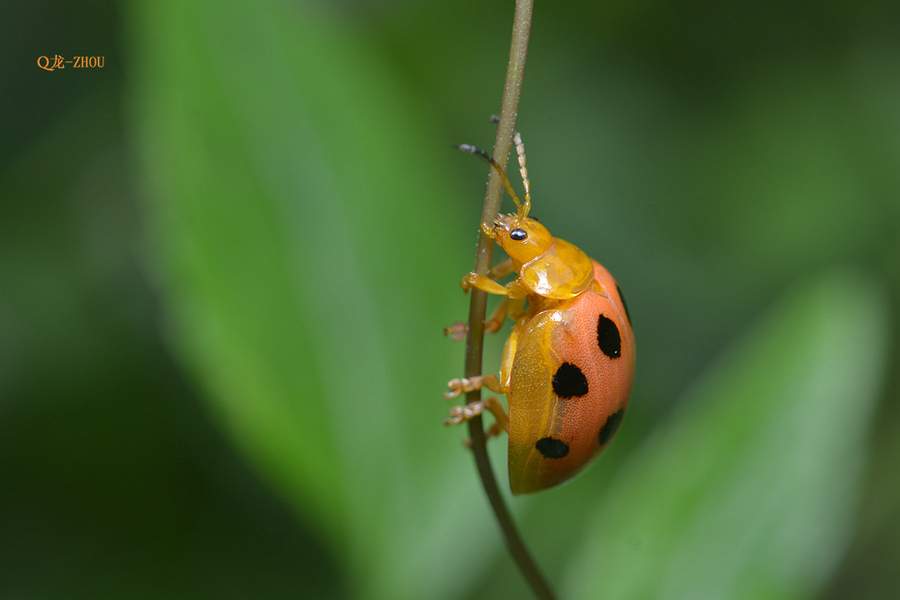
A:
[616,284,631,326]
[552,362,588,398]
[598,409,625,446]
[597,314,621,358]
[535,437,569,459]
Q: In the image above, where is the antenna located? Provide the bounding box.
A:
[455,144,527,216]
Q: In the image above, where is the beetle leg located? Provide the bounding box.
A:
[460,272,510,295]
[484,297,509,334]
[490,258,514,279]
[444,373,505,398]
[442,321,469,340]
[443,396,510,441]
[447,295,525,339]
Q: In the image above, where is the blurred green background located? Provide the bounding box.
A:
[2,1,899,598]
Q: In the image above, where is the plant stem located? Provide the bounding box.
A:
[462,1,556,599]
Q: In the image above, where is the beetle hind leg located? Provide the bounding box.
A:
[443,396,510,445]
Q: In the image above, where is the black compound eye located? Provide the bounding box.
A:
[510,228,528,241]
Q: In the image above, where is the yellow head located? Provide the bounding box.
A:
[490,213,553,268]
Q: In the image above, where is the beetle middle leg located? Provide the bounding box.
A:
[444,373,505,398]
[443,294,526,339]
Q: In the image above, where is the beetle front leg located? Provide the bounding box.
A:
[456,258,513,296]
[461,272,530,300]
[460,272,510,295]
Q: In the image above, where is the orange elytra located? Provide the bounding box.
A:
[444,130,635,494]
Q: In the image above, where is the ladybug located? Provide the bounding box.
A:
[444,132,635,495]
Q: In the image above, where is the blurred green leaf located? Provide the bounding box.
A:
[563,269,889,599]
[128,1,500,598]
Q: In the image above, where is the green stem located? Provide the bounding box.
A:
[462,2,556,599]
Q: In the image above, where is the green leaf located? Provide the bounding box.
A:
[563,269,889,599]
[127,1,500,598]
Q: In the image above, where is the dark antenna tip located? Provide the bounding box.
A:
[455,144,494,163]
[454,141,523,211]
